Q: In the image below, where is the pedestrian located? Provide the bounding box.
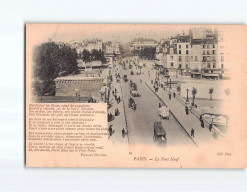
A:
[115,109,117,116]
[169,93,171,100]
[159,103,161,108]
[209,122,213,132]
[199,115,203,122]
[110,113,114,121]
[109,125,113,136]
[107,113,110,122]
[173,92,176,98]
[191,128,194,138]
[201,120,205,128]
[185,106,189,115]
[122,128,125,138]
[116,108,119,115]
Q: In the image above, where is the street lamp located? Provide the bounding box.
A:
[170,78,172,89]
[186,89,189,103]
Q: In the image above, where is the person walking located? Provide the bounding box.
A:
[191,128,194,138]
[209,121,213,132]
[109,125,113,137]
[199,115,203,122]
[122,128,125,138]
[173,92,176,98]
[185,106,189,115]
[201,120,205,128]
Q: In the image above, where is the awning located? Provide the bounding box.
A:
[191,72,201,75]
[203,73,219,77]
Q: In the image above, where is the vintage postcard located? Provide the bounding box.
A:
[25,24,247,168]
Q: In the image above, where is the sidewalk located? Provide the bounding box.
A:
[107,66,129,146]
[143,69,214,145]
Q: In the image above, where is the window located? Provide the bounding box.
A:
[195,56,198,61]
[186,45,188,48]
[213,63,216,68]
[203,45,205,48]
[211,70,213,73]
[207,63,210,68]
[170,56,173,60]
[186,64,188,69]
[179,56,182,61]
[221,56,224,62]
[213,44,215,48]
[179,50,181,54]
[213,50,216,54]
[186,50,189,54]
[191,56,193,61]
[179,64,182,68]
[171,62,173,66]
[221,64,224,68]
[207,45,210,48]
[207,50,210,55]
[179,45,181,49]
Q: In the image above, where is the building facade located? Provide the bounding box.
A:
[155,28,224,79]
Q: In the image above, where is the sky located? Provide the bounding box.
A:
[26,24,220,45]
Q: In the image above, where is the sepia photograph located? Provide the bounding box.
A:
[29,24,230,150]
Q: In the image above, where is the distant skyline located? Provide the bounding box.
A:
[28,24,219,45]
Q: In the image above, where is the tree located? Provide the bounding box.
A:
[176,85,181,95]
[33,42,60,82]
[142,47,156,60]
[59,45,79,76]
[33,41,78,97]
[191,87,197,106]
[209,87,214,100]
[81,49,91,62]
[131,47,156,60]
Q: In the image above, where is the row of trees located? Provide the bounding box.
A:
[132,47,156,60]
[176,86,231,104]
[79,49,107,64]
[33,42,79,97]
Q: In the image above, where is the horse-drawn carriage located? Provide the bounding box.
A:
[128,97,137,111]
[153,121,167,146]
[130,89,141,97]
[123,75,128,82]
[158,105,170,120]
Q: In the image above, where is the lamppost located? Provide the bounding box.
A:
[186,89,189,103]
[170,78,172,89]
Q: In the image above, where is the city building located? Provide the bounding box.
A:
[155,28,223,79]
[69,39,103,54]
[103,41,121,65]
[130,38,158,51]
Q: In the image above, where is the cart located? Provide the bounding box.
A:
[123,75,128,82]
[128,97,137,111]
[158,106,170,120]
[153,121,167,146]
